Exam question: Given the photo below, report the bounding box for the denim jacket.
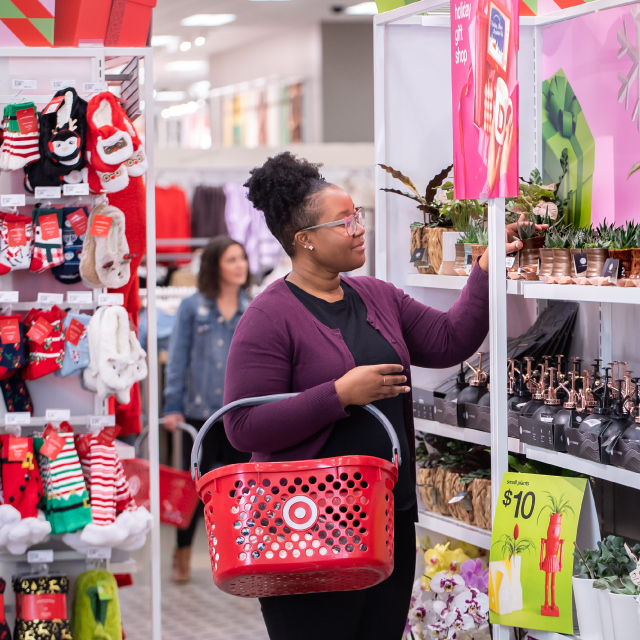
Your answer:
[163,290,251,420]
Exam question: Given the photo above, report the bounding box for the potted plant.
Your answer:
[570,227,589,277]
[585,222,612,277]
[630,225,640,279]
[489,524,536,615]
[594,575,640,640]
[537,492,575,617]
[378,163,454,274]
[459,224,480,276]
[573,545,605,640]
[516,220,546,267]
[540,229,559,277]
[609,222,637,279]
[472,224,489,267]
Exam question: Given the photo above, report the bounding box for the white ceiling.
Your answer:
[152,0,373,90]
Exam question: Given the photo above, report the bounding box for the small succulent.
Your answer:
[570,227,589,249]
[574,535,640,580]
[544,228,571,249]
[516,221,538,241]
[459,225,479,244]
[594,576,640,596]
[611,222,639,249]
[476,225,489,246]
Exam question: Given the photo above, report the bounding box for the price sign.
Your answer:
[67,291,93,305]
[0,291,19,303]
[35,186,62,199]
[1,194,25,208]
[489,473,588,634]
[51,79,76,90]
[45,409,70,422]
[5,412,31,426]
[98,293,124,306]
[63,184,89,196]
[37,292,64,305]
[27,549,54,564]
[83,82,109,93]
[12,79,37,90]
[87,547,112,560]
[90,415,116,428]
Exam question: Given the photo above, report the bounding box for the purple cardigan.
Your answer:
[223,262,490,517]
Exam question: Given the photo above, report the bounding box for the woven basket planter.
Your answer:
[417,467,451,516]
[410,227,434,274]
[469,478,492,530]
[444,471,473,525]
[471,244,488,267]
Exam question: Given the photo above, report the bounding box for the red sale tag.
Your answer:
[89,215,112,238]
[16,108,37,135]
[65,318,85,346]
[97,425,121,446]
[42,96,64,115]
[6,221,27,246]
[39,214,61,242]
[75,433,91,458]
[0,318,20,345]
[7,436,29,462]
[27,316,53,345]
[66,209,88,237]
[39,431,66,461]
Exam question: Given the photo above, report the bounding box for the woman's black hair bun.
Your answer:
[244,151,325,223]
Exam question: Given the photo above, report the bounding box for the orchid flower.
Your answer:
[430,571,466,596]
[459,559,489,594]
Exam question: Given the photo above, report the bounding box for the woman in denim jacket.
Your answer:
[163,236,252,583]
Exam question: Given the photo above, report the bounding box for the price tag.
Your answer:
[0,318,20,345]
[1,194,25,207]
[45,409,70,422]
[0,291,18,303]
[63,184,89,196]
[602,258,620,283]
[5,412,31,426]
[27,550,54,564]
[65,318,85,346]
[66,209,88,237]
[573,252,588,275]
[37,293,64,305]
[12,79,37,91]
[7,436,29,460]
[98,293,124,306]
[87,547,112,560]
[83,82,109,93]
[39,431,66,460]
[6,220,27,246]
[42,95,65,115]
[35,187,62,199]
[16,108,38,134]
[67,291,93,305]
[90,415,116,428]
[51,79,76,90]
[27,316,53,344]
[39,213,61,241]
[90,214,112,237]
[506,256,516,269]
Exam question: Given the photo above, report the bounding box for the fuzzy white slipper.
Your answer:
[97,305,133,398]
[81,306,104,393]
[94,205,130,288]
[128,330,148,383]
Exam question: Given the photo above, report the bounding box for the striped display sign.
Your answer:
[0,0,55,46]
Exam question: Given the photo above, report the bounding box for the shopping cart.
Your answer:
[122,419,200,529]
[191,393,400,598]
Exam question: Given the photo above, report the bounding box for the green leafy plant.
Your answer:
[475,224,489,246]
[573,535,640,580]
[459,225,479,244]
[379,163,453,227]
[438,181,486,232]
[570,227,590,249]
[537,491,575,524]
[516,221,539,241]
[611,222,639,249]
[544,228,571,249]
[594,576,640,596]
[495,524,536,560]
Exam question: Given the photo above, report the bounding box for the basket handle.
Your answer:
[135,419,199,458]
[190,393,401,481]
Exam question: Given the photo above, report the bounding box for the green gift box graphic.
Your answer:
[542,69,595,228]
[375,0,420,12]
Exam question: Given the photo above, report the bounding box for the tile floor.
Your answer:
[120,521,269,640]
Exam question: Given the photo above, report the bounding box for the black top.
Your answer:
[286,279,416,511]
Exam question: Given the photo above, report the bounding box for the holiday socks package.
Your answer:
[0,103,40,172]
[0,372,33,414]
[23,306,66,380]
[34,422,92,535]
[0,214,33,274]
[13,574,72,640]
[86,92,147,194]
[71,569,122,640]
[24,88,88,193]
[0,315,26,379]
[52,206,89,284]
[30,208,64,273]
[56,312,90,378]
[0,578,10,640]
[0,435,42,519]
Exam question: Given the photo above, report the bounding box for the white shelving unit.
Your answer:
[406,273,529,294]
[416,510,492,549]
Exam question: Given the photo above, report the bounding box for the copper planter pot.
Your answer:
[630,248,640,279]
[586,248,609,278]
[552,248,572,277]
[538,248,554,277]
[609,249,633,279]
[520,235,546,266]
[472,244,488,267]
[454,242,466,275]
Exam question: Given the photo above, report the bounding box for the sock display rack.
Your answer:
[0,48,161,640]
[375,2,640,638]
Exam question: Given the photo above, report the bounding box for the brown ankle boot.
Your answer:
[172,547,191,584]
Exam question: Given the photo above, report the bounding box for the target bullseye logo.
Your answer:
[283,496,318,530]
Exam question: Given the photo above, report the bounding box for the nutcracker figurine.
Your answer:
[539,512,564,617]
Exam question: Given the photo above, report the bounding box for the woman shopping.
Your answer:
[222,152,543,640]
[163,236,252,584]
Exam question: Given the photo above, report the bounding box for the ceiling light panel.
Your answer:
[165,60,208,73]
[181,14,237,27]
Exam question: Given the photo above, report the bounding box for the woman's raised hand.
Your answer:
[335,364,410,408]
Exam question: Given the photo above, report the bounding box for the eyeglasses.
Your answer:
[297,207,365,240]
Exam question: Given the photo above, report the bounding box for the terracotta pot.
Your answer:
[570,249,587,277]
[453,242,466,275]
[520,235,546,266]
[552,248,572,276]
[472,244,488,267]
[586,248,609,278]
[630,248,640,279]
[609,248,633,279]
[539,248,554,277]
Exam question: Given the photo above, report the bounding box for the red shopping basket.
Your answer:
[123,421,200,529]
[191,393,400,598]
